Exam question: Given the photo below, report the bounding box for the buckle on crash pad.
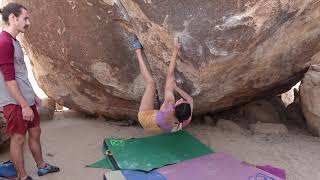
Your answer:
[105,150,112,156]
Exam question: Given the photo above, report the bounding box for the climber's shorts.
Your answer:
[138,110,163,133]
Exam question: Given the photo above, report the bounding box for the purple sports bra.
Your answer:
[156,104,175,131]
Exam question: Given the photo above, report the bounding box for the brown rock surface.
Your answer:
[300,65,320,136]
[2,0,320,119]
[0,108,9,148]
[39,98,56,120]
[285,88,306,127]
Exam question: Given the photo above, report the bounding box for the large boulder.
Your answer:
[300,65,320,136]
[2,0,320,119]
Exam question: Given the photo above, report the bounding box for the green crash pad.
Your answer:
[87,143,115,169]
[87,158,112,169]
[102,131,213,171]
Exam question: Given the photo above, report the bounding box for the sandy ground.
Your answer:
[1,110,320,180]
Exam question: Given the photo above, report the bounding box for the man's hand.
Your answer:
[35,96,42,107]
[22,106,34,121]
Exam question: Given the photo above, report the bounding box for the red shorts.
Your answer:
[3,104,40,135]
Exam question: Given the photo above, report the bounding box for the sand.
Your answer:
[1,110,320,180]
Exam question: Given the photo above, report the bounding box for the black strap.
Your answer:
[103,140,120,170]
[103,173,108,180]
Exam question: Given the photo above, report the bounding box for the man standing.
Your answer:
[0,3,59,180]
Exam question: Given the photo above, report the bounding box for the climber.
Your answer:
[132,34,194,133]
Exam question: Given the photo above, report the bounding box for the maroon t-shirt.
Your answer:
[0,31,16,81]
[0,31,35,107]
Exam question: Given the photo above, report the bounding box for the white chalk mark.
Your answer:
[205,40,229,56]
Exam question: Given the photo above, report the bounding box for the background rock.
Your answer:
[281,89,295,107]
[285,88,306,128]
[203,115,216,126]
[2,0,320,119]
[281,84,300,107]
[249,122,288,135]
[300,65,320,136]
[38,98,56,121]
[239,96,287,124]
[0,108,9,148]
[216,119,246,134]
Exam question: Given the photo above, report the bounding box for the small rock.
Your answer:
[216,119,246,134]
[250,122,288,135]
[46,153,55,157]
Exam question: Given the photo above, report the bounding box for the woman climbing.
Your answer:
[132,34,193,133]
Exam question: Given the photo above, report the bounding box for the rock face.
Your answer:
[285,88,306,127]
[0,108,9,148]
[281,82,300,107]
[2,0,320,119]
[38,98,56,120]
[281,87,295,107]
[300,65,320,136]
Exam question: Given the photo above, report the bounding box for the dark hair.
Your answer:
[0,3,27,23]
[175,103,191,122]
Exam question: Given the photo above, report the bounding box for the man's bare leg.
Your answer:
[28,126,46,168]
[10,133,28,179]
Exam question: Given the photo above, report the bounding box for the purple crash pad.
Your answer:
[157,152,284,180]
[256,165,286,179]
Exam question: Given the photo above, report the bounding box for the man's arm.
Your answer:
[0,63,29,108]
[5,80,30,108]
[34,93,42,107]
[0,64,34,121]
[0,41,34,121]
